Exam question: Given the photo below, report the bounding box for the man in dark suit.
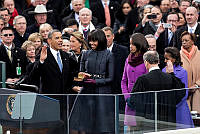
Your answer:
[125,0,150,36]
[62,0,85,29]
[134,6,163,35]
[0,27,28,84]
[13,15,30,48]
[174,6,200,49]
[90,0,120,28]
[29,29,76,133]
[127,51,185,131]
[102,27,129,113]
[155,12,179,55]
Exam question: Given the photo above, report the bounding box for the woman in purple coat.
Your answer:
[162,47,194,128]
[121,33,148,132]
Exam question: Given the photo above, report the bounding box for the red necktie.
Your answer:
[104,3,111,27]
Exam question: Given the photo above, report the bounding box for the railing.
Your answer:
[0,87,199,134]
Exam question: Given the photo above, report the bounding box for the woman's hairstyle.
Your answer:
[39,23,53,33]
[21,40,36,51]
[164,47,182,66]
[28,32,43,43]
[115,0,133,22]
[88,29,107,51]
[70,31,89,50]
[180,31,196,42]
[130,33,149,54]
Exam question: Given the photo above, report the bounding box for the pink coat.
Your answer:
[121,58,148,126]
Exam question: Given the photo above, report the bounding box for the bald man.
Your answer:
[174,6,200,49]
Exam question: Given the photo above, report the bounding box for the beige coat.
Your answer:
[181,46,200,112]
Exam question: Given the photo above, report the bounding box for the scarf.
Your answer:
[181,45,197,59]
[128,53,144,67]
[8,8,18,26]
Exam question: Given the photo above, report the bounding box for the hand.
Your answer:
[170,24,177,33]
[72,86,82,93]
[142,13,151,26]
[84,79,96,84]
[78,72,91,79]
[166,60,174,73]
[62,28,74,34]
[40,45,47,63]
[118,26,125,34]
[156,24,165,35]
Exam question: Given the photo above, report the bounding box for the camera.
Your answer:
[195,0,200,4]
[163,23,172,29]
[147,14,157,19]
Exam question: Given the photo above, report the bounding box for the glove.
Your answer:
[84,79,96,84]
[126,97,135,110]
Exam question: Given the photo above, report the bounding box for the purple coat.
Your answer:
[121,58,147,126]
[162,65,194,128]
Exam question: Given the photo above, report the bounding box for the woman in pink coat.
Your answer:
[121,33,148,132]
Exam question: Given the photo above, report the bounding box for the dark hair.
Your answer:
[0,16,5,24]
[65,19,78,28]
[179,0,191,6]
[130,33,149,54]
[0,7,10,15]
[164,47,182,66]
[143,51,159,64]
[48,29,60,39]
[180,31,196,42]
[115,0,132,22]
[88,29,107,51]
[167,12,180,21]
[1,26,13,33]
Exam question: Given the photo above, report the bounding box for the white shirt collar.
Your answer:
[101,0,110,8]
[149,66,160,72]
[50,47,61,63]
[188,22,198,33]
[107,43,114,52]
[4,44,12,50]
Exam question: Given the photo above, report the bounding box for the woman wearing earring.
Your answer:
[69,31,90,93]
[70,29,115,134]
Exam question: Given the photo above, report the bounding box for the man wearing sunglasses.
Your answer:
[0,27,28,84]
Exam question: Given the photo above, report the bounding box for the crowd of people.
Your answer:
[0,0,200,133]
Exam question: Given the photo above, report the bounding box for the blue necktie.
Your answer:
[57,52,63,72]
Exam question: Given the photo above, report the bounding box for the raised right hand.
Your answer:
[40,45,47,63]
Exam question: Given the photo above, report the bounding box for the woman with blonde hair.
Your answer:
[28,32,43,55]
[21,40,36,63]
[39,23,53,45]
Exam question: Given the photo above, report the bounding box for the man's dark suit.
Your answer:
[30,48,75,94]
[111,43,128,94]
[111,43,128,114]
[128,69,185,128]
[134,22,157,36]
[90,0,120,28]
[29,48,76,134]
[174,24,200,50]
[13,30,30,48]
[0,44,28,79]
[61,11,99,29]
[156,29,176,55]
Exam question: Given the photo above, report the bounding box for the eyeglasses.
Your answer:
[2,34,13,37]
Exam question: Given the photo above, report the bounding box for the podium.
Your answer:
[0,88,64,134]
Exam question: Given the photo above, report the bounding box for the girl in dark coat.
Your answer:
[70,29,115,134]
